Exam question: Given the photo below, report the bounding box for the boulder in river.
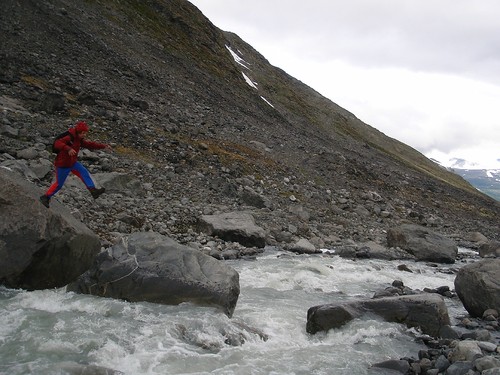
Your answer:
[454,258,500,318]
[479,240,500,258]
[306,293,450,337]
[67,231,240,317]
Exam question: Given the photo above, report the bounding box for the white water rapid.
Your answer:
[0,248,470,375]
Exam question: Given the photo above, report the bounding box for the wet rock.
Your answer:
[67,231,240,317]
[306,293,450,337]
[397,264,413,272]
[337,241,416,261]
[455,259,500,318]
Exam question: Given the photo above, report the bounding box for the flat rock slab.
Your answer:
[307,293,450,337]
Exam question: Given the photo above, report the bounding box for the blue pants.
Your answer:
[45,162,95,198]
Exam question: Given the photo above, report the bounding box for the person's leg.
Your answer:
[45,166,72,198]
[40,166,72,207]
[71,162,105,199]
[71,162,96,189]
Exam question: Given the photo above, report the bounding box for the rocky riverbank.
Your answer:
[367,263,500,375]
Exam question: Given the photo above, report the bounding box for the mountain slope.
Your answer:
[222,31,478,195]
[1,0,498,242]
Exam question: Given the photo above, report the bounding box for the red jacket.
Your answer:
[53,127,107,167]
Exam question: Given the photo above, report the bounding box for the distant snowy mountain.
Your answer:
[429,156,500,170]
[451,168,500,201]
[428,158,500,201]
[449,158,481,169]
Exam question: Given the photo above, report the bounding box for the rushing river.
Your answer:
[0,248,471,375]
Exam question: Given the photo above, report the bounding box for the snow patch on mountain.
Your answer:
[226,45,274,108]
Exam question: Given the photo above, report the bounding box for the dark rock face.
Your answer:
[387,224,458,263]
[455,259,500,318]
[306,294,450,337]
[0,168,101,289]
[67,232,240,317]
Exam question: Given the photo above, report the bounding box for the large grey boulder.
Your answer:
[198,211,266,248]
[336,241,416,261]
[289,238,320,254]
[306,293,450,337]
[0,168,101,289]
[67,232,240,317]
[454,259,500,318]
[479,240,500,258]
[387,224,457,263]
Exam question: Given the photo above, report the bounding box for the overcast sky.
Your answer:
[188,0,500,169]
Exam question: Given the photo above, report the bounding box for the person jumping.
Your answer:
[40,121,112,208]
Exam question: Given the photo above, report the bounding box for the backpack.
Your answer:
[51,130,74,153]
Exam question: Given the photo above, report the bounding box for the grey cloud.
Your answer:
[191,0,500,84]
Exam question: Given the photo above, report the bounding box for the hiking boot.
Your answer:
[90,187,106,199]
[39,195,50,208]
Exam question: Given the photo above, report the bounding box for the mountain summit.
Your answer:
[1,0,498,242]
